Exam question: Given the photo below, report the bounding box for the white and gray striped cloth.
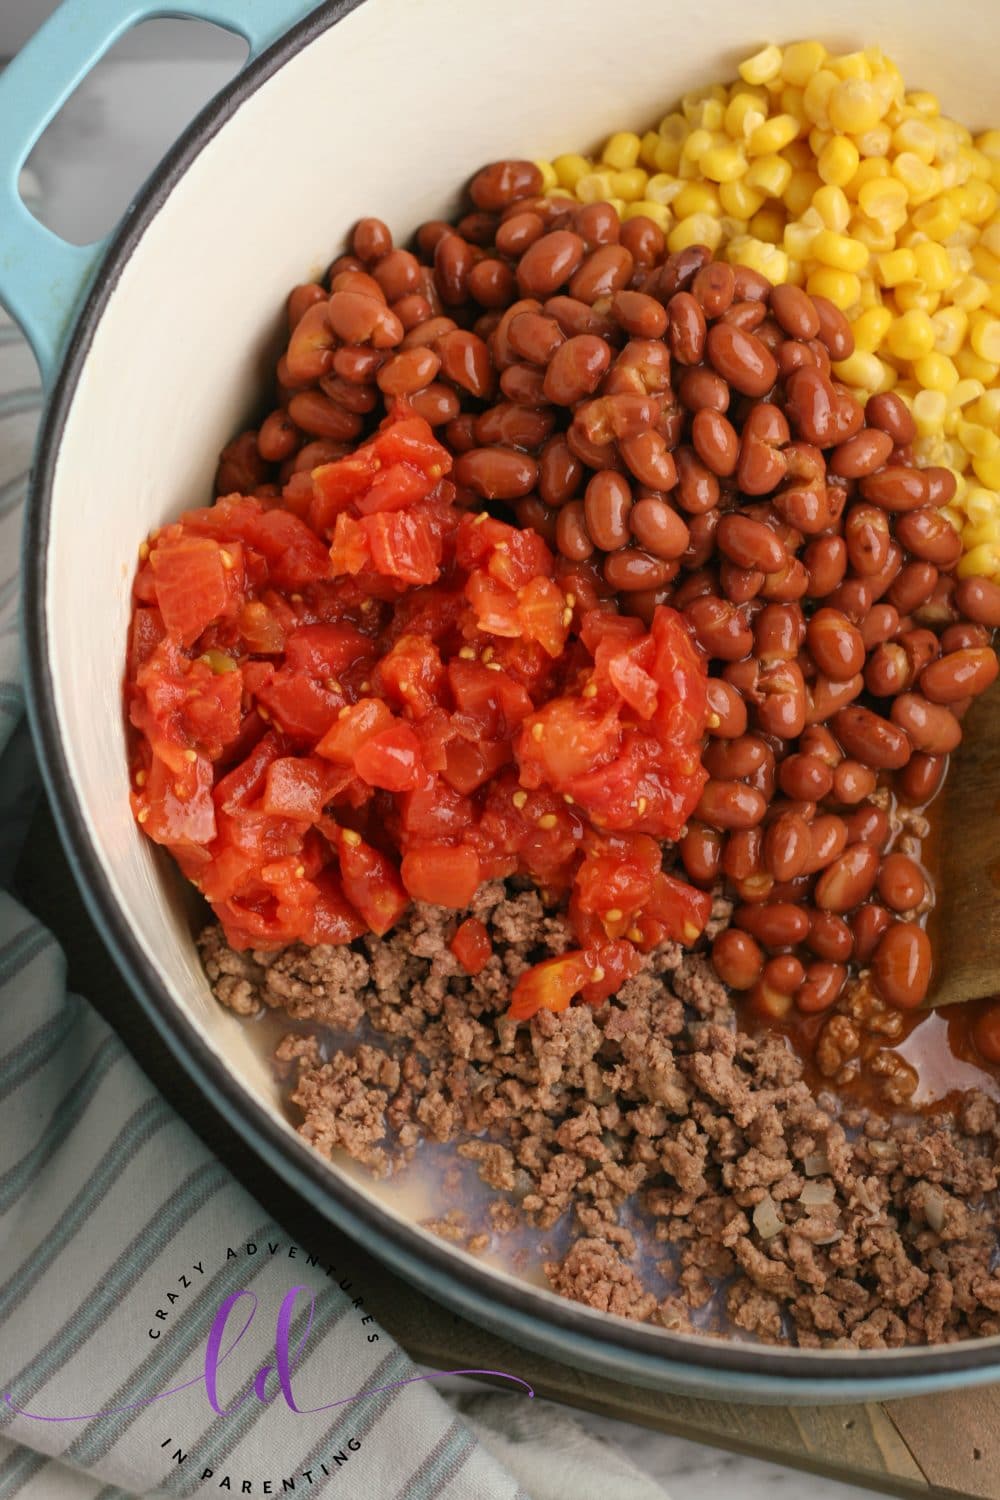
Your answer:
[0,224,675,1497]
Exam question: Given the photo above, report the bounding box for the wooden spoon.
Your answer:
[924,680,1000,1007]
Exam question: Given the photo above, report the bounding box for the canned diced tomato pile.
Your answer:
[128,40,1000,1091]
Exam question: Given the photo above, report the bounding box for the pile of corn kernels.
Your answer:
[534,40,1000,579]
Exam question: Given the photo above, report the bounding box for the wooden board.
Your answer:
[15,798,1000,1500]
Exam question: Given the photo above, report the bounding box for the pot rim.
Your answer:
[21,0,1000,1389]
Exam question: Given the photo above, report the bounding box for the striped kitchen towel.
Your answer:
[0,214,674,1497]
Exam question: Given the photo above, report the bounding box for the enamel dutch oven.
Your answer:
[8,0,1000,1403]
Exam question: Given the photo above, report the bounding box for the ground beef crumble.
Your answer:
[199,883,1000,1349]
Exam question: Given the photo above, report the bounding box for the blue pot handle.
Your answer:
[0,0,320,387]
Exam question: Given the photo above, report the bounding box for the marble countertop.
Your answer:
[12,34,885,1500]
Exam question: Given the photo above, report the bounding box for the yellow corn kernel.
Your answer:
[683,127,718,165]
[893,153,942,204]
[639,130,661,169]
[858,176,909,221]
[874,248,915,287]
[834,50,873,83]
[826,79,884,135]
[957,419,1000,460]
[652,137,682,174]
[668,213,723,253]
[973,388,1000,425]
[622,201,672,231]
[911,242,952,294]
[700,143,749,183]
[726,234,789,282]
[892,118,937,163]
[910,195,962,241]
[912,388,948,436]
[748,205,785,244]
[886,308,936,360]
[973,454,1000,491]
[949,381,986,421]
[783,220,819,260]
[533,158,558,193]
[784,169,824,217]
[832,350,885,390]
[952,275,991,312]
[971,244,1000,283]
[806,266,861,310]
[853,124,893,160]
[719,178,765,217]
[745,153,792,198]
[611,167,648,202]
[739,45,783,86]
[575,171,618,204]
[894,282,941,315]
[781,40,827,86]
[970,314,1000,362]
[802,68,839,128]
[601,131,642,171]
[907,89,941,117]
[644,173,682,207]
[956,346,1000,383]
[963,486,998,523]
[985,282,1000,315]
[812,184,851,232]
[811,228,869,272]
[955,179,999,224]
[850,217,896,255]
[849,157,891,193]
[545,187,575,200]
[782,139,814,171]
[960,519,1000,550]
[932,307,969,357]
[725,92,765,139]
[808,126,832,160]
[815,135,859,189]
[913,352,959,392]
[673,181,721,218]
[957,542,1000,578]
[748,113,800,155]
[553,153,592,190]
[852,304,894,351]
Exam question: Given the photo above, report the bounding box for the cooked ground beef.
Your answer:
[199,884,1000,1349]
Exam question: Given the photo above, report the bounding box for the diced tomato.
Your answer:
[242,508,330,590]
[334,828,409,935]
[507,950,593,1020]
[465,571,521,638]
[362,509,441,585]
[375,634,445,716]
[450,917,492,975]
[263,756,341,822]
[310,448,382,534]
[517,698,622,787]
[214,731,283,810]
[316,698,394,762]
[330,512,370,575]
[643,870,712,945]
[178,660,244,756]
[442,738,512,794]
[398,777,473,839]
[374,415,451,477]
[354,723,426,792]
[238,600,286,654]
[355,462,432,515]
[135,752,216,848]
[128,607,166,673]
[150,537,239,646]
[400,842,481,908]
[516,576,570,658]
[255,670,343,743]
[305,869,367,944]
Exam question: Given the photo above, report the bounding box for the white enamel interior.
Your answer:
[42,0,1000,1323]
